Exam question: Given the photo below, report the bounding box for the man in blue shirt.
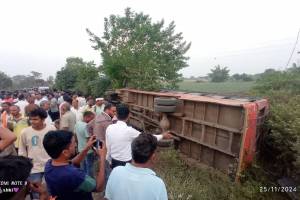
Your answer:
[43,130,106,200]
[105,133,168,200]
[74,111,95,177]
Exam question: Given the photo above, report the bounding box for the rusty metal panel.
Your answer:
[129,118,143,130]
[179,139,190,156]
[214,152,234,172]
[231,133,241,155]
[190,142,201,160]
[215,129,230,151]
[219,106,244,130]
[183,101,195,118]
[205,103,219,123]
[194,102,205,120]
[142,94,148,107]
[203,126,216,146]
[200,146,214,167]
[148,95,154,109]
[137,93,143,106]
[183,121,192,137]
[191,123,202,141]
[169,116,183,135]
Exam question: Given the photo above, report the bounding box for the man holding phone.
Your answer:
[43,130,107,200]
[74,111,95,177]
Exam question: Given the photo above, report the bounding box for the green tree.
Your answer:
[87,8,191,90]
[232,73,241,80]
[55,57,111,96]
[0,71,13,89]
[232,73,253,81]
[208,65,230,82]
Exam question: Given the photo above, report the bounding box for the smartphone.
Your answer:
[93,139,103,149]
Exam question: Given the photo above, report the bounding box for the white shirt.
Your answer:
[77,97,86,107]
[35,97,48,106]
[105,121,163,162]
[71,107,83,122]
[15,100,28,116]
[45,113,53,126]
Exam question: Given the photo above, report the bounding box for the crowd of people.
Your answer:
[0,90,173,200]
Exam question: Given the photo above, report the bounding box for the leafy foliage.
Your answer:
[87,8,191,90]
[208,65,230,82]
[232,73,254,81]
[254,68,300,94]
[254,66,300,179]
[55,57,111,97]
[0,71,13,89]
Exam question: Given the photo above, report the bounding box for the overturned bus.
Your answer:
[114,88,269,181]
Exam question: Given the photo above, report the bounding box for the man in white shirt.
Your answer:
[15,94,28,116]
[106,104,172,169]
[35,93,47,106]
[71,98,83,122]
[40,100,53,126]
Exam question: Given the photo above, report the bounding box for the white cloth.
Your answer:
[59,101,68,118]
[35,97,48,106]
[105,121,163,162]
[15,100,28,116]
[77,97,86,107]
[71,107,83,122]
[58,96,64,105]
[45,114,53,126]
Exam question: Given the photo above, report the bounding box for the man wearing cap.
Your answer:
[93,98,105,115]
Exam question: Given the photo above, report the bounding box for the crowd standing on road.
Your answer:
[0,90,172,200]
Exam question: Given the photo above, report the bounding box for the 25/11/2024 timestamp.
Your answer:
[260,186,297,193]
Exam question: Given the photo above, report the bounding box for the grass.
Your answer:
[154,149,288,200]
[178,80,255,94]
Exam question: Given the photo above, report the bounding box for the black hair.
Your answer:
[116,104,129,120]
[87,96,94,101]
[29,108,48,119]
[83,111,95,118]
[18,93,25,100]
[131,133,158,164]
[0,156,33,199]
[104,102,115,111]
[63,94,72,104]
[43,130,73,159]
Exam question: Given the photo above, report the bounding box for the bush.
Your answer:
[258,91,300,178]
[254,66,300,180]
[254,70,300,94]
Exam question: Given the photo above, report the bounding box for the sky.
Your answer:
[0,0,300,79]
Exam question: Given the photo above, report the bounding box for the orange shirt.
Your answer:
[1,111,8,128]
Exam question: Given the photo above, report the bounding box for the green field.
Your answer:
[178,80,256,94]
